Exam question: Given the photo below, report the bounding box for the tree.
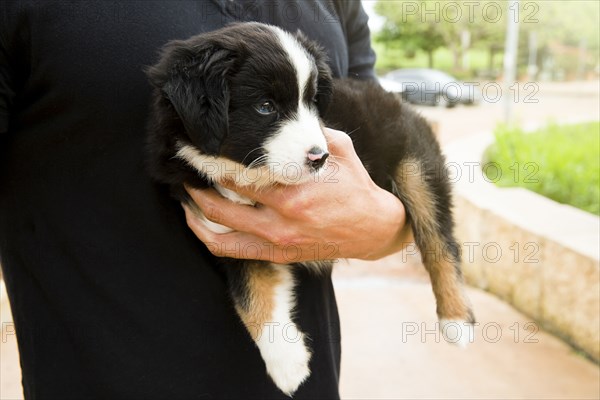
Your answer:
[374,0,445,68]
[374,0,507,71]
[373,0,599,78]
[527,1,599,78]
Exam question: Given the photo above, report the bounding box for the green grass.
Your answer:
[483,122,600,216]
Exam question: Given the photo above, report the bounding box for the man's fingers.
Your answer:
[183,204,295,263]
[184,186,280,241]
[186,187,247,226]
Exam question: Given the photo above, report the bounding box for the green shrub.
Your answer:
[483,122,600,216]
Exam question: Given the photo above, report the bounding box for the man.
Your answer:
[0,1,409,397]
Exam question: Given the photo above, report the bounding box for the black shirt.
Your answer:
[0,1,375,398]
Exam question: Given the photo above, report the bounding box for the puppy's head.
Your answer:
[147,22,333,187]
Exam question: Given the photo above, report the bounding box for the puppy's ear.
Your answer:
[147,42,235,154]
[294,31,333,116]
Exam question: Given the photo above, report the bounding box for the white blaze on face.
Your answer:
[273,27,312,100]
[264,27,329,185]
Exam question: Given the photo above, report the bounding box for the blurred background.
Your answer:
[1,1,599,398]
[334,1,599,399]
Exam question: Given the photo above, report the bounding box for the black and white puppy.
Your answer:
[146,22,474,396]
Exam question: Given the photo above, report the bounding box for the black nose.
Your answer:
[307,146,329,170]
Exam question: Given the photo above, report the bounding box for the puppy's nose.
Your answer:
[307,146,329,170]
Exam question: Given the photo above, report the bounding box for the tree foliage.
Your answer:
[373,0,599,77]
[375,0,445,67]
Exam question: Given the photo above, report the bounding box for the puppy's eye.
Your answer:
[255,101,276,115]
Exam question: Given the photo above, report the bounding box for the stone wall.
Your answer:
[446,134,600,362]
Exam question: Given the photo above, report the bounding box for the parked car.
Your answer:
[377,76,405,94]
[384,68,481,107]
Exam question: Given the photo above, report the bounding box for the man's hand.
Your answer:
[182,128,413,264]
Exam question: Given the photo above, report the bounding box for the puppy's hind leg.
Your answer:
[394,159,475,347]
[227,262,311,396]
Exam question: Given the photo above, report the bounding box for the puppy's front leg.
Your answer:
[228,262,311,396]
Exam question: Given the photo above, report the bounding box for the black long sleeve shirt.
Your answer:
[0,1,375,398]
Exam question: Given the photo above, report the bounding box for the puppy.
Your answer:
[146,22,474,396]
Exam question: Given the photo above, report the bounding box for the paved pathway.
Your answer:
[1,283,21,400]
[335,256,600,399]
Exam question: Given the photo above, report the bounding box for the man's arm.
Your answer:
[183,128,413,264]
[333,0,378,80]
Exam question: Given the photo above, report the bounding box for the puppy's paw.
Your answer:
[439,319,475,348]
[257,326,311,396]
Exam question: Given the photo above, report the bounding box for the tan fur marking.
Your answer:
[235,263,282,340]
[395,159,471,321]
[425,257,470,320]
[395,158,439,242]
